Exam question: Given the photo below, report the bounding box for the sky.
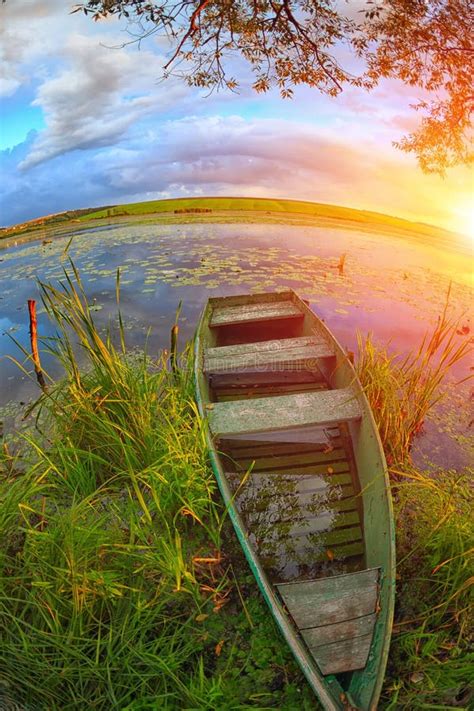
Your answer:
[0,0,472,235]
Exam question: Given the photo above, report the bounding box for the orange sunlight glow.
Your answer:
[453,199,474,242]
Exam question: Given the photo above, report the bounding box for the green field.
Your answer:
[2,197,461,254]
[83,196,450,240]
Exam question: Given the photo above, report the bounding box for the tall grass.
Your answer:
[0,274,223,707]
[0,267,315,710]
[1,267,472,709]
[355,290,473,708]
[382,468,473,710]
[356,285,471,467]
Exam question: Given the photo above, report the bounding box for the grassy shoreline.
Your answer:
[0,271,472,709]
[1,197,466,256]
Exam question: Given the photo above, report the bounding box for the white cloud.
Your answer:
[18,32,188,168]
[0,0,66,96]
[1,0,470,235]
[2,114,471,233]
[1,1,189,166]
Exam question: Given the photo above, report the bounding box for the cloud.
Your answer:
[0,0,66,96]
[18,33,187,168]
[1,1,470,235]
[2,114,470,233]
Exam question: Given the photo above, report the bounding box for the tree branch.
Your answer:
[164,0,212,70]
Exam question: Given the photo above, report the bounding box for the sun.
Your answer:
[453,200,474,242]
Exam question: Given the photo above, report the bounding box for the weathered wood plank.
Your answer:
[250,490,360,516]
[211,370,324,388]
[215,381,328,401]
[222,440,343,459]
[227,471,357,501]
[235,470,353,487]
[210,301,303,328]
[206,336,329,359]
[260,539,365,570]
[234,449,347,471]
[308,633,374,675]
[311,525,362,546]
[276,569,379,629]
[215,381,322,395]
[301,613,376,649]
[208,290,294,310]
[255,501,360,530]
[281,511,361,536]
[221,426,340,447]
[205,343,334,374]
[278,567,378,597]
[209,387,361,437]
[286,524,362,545]
[310,540,365,563]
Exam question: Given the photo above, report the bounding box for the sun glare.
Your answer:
[453,200,474,242]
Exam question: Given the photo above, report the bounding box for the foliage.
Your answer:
[1,266,471,708]
[75,0,473,173]
[356,285,472,468]
[0,268,316,709]
[383,468,473,709]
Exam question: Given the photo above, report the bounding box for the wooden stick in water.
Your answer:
[170,323,179,376]
[27,299,47,392]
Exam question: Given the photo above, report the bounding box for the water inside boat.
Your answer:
[198,292,394,698]
[206,303,365,584]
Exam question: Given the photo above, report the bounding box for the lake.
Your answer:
[1,219,472,469]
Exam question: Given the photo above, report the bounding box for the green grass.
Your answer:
[3,197,462,254]
[356,292,473,708]
[1,267,471,709]
[382,467,473,709]
[356,284,472,468]
[0,268,316,710]
[80,196,453,240]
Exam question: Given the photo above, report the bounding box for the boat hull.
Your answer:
[194,290,395,710]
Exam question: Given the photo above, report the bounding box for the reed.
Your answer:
[356,285,471,468]
[0,268,315,709]
[355,290,472,708]
[383,467,473,709]
[1,268,471,709]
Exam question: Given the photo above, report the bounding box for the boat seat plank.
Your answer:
[208,387,361,437]
[305,633,374,675]
[210,301,303,328]
[301,613,376,650]
[206,336,329,359]
[224,426,340,447]
[219,425,340,445]
[205,338,334,374]
[276,568,379,629]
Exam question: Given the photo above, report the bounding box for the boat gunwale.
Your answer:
[193,289,396,711]
[295,295,396,708]
[193,300,344,711]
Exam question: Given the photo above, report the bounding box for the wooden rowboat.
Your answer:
[194,290,395,710]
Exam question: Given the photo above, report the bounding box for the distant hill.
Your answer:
[1,197,464,254]
[1,206,112,238]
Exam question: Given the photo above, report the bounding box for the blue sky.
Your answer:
[1,0,472,233]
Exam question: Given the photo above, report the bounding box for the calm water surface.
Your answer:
[1,222,472,469]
